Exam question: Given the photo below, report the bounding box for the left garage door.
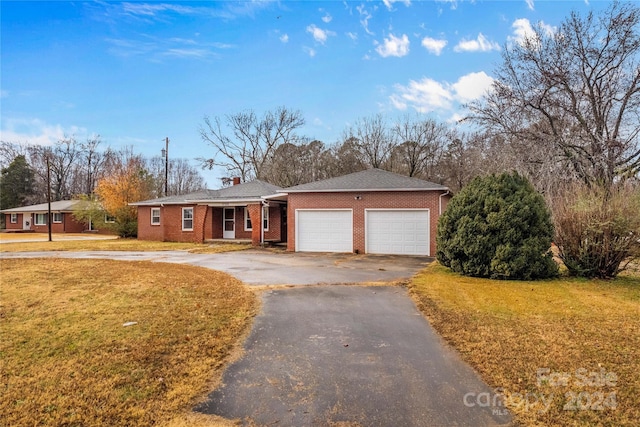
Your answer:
[296,209,353,253]
[366,209,430,256]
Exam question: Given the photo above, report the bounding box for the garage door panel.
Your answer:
[297,210,353,253]
[366,210,429,256]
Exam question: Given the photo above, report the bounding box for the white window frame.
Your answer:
[151,208,161,225]
[53,212,62,223]
[104,215,116,223]
[244,206,269,231]
[10,213,17,224]
[262,206,269,231]
[244,207,252,231]
[182,207,194,231]
[35,213,47,226]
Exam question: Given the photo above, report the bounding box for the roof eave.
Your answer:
[284,187,449,193]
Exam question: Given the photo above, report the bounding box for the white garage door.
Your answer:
[366,210,430,255]
[296,209,353,253]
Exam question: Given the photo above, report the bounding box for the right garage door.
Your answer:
[366,209,430,256]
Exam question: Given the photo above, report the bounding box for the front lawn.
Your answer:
[0,259,258,426]
[0,237,251,253]
[409,263,640,426]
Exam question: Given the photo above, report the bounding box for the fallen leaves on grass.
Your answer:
[409,263,640,426]
[0,258,258,426]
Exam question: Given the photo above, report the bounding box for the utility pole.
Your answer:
[161,137,169,197]
[46,154,52,242]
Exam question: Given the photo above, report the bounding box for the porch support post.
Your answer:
[194,205,208,243]
[247,203,262,246]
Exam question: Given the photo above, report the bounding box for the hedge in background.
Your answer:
[437,172,558,280]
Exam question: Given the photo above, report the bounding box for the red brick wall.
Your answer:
[137,204,286,244]
[5,212,88,233]
[137,206,164,241]
[4,213,23,230]
[287,190,449,255]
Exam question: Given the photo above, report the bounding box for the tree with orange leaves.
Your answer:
[93,150,154,237]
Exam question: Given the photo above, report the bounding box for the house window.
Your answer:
[151,208,161,225]
[263,206,269,231]
[244,208,252,231]
[244,206,269,231]
[10,213,17,224]
[35,213,47,225]
[104,215,116,223]
[182,207,193,231]
[53,212,62,223]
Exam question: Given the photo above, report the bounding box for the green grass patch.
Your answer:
[409,263,640,426]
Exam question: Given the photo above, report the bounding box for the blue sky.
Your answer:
[1,0,606,186]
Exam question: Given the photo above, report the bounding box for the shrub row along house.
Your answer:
[132,169,451,256]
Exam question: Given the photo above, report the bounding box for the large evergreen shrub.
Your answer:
[437,172,558,280]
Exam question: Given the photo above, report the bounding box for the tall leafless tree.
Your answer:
[469,1,640,190]
[199,106,305,182]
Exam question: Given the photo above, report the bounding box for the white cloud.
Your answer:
[510,18,555,46]
[421,37,447,55]
[389,71,494,113]
[322,12,332,23]
[356,4,374,35]
[306,24,335,44]
[280,34,289,43]
[383,0,411,11]
[525,0,535,11]
[390,78,453,112]
[454,33,500,52]
[376,33,410,57]
[346,32,358,41]
[0,118,85,146]
[451,71,494,102]
[304,46,316,57]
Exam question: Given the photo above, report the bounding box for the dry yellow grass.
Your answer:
[409,263,640,426]
[0,258,258,426]
[0,237,251,254]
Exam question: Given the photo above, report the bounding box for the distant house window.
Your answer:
[10,213,17,224]
[151,208,161,225]
[53,212,62,223]
[35,213,47,226]
[244,206,269,231]
[182,207,193,231]
[104,215,116,223]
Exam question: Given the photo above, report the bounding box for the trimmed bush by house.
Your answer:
[436,172,558,280]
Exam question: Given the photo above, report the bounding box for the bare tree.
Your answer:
[389,115,449,180]
[469,2,640,190]
[147,156,206,196]
[344,114,396,169]
[199,106,305,182]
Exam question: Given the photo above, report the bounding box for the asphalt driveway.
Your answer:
[196,285,511,426]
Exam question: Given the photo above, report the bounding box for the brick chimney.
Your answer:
[232,177,241,186]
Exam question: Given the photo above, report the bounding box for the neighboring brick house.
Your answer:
[134,169,451,256]
[1,200,90,233]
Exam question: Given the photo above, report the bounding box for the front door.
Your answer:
[223,207,235,239]
[23,213,31,230]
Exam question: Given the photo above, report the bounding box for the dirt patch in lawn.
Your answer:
[0,258,258,426]
[409,263,640,426]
